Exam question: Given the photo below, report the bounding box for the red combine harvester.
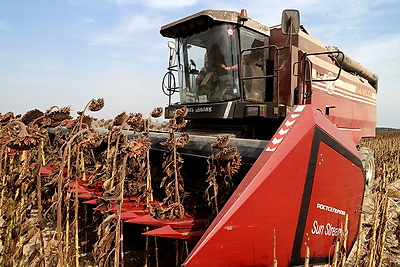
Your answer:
[156,9,377,266]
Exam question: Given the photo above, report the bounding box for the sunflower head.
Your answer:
[21,109,44,126]
[0,122,48,151]
[214,146,242,175]
[79,132,103,150]
[121,136,151,158]
[211,134,231,150]
[150,107,163,118]
[88,98,105,112]
[216,147,238,162]
[219,153,242,175]
[44,106,71,127]
[174,106,188,119]
[75,115,93,129]
[113,112,127,126]
[0,112,14,126]
[126,113,144,131]
[175,132,189,148]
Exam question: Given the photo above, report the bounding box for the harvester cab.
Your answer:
[161,9,293,139]
[161,9,377,143]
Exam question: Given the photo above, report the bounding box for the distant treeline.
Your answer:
[377,127,400,131]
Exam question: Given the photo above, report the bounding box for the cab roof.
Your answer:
[160,9,270,38]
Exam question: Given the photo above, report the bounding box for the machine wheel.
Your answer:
[358,147,375,185]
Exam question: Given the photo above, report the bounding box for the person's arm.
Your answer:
[220,63,238,71]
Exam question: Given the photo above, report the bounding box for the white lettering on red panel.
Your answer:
[311,220,342,237]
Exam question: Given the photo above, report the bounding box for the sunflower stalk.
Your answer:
[74,147,81,267]
[377,196,390,267]
[354,213,363,266]
[0,147,6,213]
[304,245,310,267]
[146,117,153,204]
[56,129,91,266]
[146,149,153,203]
[206,152,219,214]
[340,213,349,266]
[78,100,93,131]
[112,131,122,179]
[332,234,340,267]
[173,132,181,207]
[66,198,70,267]
[367,193,381,267]
[155,237,159,267]
[273,229,278,267]
[17,151,30,267]
[115,154,128,266]
[145,226,149,267]
[81,150,87,181]
[36,144,46,266]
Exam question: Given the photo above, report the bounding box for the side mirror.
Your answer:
[168,41,177,68]
[281,9,300,35]
[168,40,176,50]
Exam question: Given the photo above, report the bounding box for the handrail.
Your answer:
[301,50,345,83]
[297,50,345,102]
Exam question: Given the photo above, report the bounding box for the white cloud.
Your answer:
[0,22,11,31]
[124,15,159,33]
[82,17,95,24]
[144,0,198,9]
[88,14,162,46]
[342,33,400,127]
[89,33,123,46]
[346,34,400,76]
[106,0,198,9]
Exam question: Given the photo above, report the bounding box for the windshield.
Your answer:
[177,24,240,104]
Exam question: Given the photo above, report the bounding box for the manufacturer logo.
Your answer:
[187,107,212,113]
[326,72,336,94]
[226,27,234,36]
[316,203,346,215]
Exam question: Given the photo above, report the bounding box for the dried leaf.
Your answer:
[28,248,40,264]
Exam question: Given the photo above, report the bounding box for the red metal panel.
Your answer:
[185,106,314,266]
[308,58,377,143]
[184,105,365,266]
[299,142,364,258]
[311,89,376,143]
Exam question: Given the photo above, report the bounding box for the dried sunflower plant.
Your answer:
[154,106,189,220]
[92,107,162,266]
[205,134,242,215]
[0,109,61,266]
[48,98,104,266]
[0,102,170,266]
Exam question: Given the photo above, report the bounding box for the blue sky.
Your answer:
[0,0,399,128]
